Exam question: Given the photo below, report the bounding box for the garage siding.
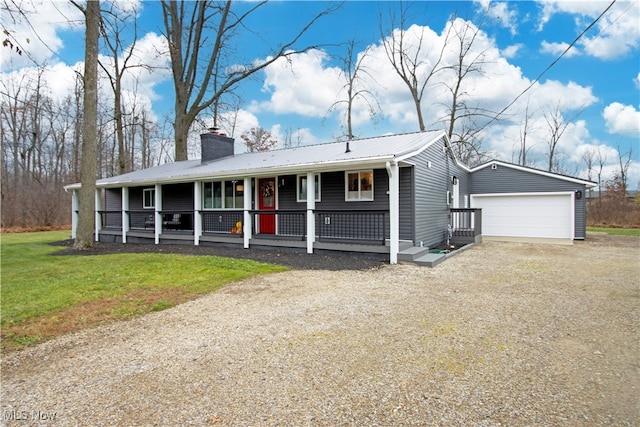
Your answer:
[470,164,588,239]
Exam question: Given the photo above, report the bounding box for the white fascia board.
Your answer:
[394,131,472,172]
[471,191,575,198]
[472,160,596,187]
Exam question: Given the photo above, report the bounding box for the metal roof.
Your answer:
[66,130,446,189]
[471,160,597,188]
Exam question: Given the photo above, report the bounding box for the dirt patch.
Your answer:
[1,287,195,353]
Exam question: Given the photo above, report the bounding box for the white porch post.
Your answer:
[71,190,79,239]
[94,188,102,242]
[154,184,162,244]
[122,187,129,243]
[306,172,316,254]
[194,181,202,245]
[243,177,251,249]
[387,161,400,264]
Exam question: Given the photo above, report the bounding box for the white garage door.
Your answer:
[471,193,574,239]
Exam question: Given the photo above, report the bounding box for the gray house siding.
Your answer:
[104,188,122,227]
[399,166,413,241]
[410,137,471,247]
[470,165,587,239]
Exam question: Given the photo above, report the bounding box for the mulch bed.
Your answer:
[50,240,388,271]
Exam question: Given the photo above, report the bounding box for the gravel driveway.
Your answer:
[2,233,638,426]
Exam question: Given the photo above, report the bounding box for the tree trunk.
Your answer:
[74,0,101,249]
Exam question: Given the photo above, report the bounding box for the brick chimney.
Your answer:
[201,128,234,164]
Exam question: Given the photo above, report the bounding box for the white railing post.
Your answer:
[94,188,102,242]
[243,177,252,249]
[154,184,162,244]
[71,190,79,239]
[387,162,399,264]
[306,172,316,254]
[194,181,202,245]
[122,187,129,243]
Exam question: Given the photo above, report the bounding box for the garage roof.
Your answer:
[471,160,597,188]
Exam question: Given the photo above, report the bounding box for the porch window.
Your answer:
[203,181,243,209]
[203,182,222,209]
[345,170,374,201]
[297,174,321,202]
[143,188,155,209]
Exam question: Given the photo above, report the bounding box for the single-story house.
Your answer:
[64,130,596,265]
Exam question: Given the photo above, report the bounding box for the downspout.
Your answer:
[386,160,399,264]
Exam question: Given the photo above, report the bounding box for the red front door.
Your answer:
[258,178,276,234]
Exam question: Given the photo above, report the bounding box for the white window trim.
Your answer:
[202,180,244,210]
[297,174,321,203]
[143,188,155,209]
[345,170,374,201]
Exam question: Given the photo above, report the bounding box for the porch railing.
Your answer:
[127,210,194,232]
[201,210,244,235]
[98,210,122,228]
[250,210,306,240]
[316,210,387,244]
[101,209,390,245]
[449,208,482,243]
[128,210,154,229]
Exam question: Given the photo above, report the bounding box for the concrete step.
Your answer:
[411,253,446,267]
[397,246,430,261]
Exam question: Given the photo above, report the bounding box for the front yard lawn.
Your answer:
[1,230,286,351]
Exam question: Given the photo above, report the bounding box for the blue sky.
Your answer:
[1,0,639,188]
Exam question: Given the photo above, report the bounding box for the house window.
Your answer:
[203,181,243,209]
[143,188,155,209]
[297,174,321,202]
[345,170,374,201]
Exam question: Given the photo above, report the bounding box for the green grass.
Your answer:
[1,230,287,350]
[587,227,640,237]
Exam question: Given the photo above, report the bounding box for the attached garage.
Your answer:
[471,192,574,240]
[470,161,596,241]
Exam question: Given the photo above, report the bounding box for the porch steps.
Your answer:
[397,246,446,267]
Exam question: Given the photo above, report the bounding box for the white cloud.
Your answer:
[635,73,640,89]
[540,40,579,57]
[0,0,83,69]
[255,49,343,117]
[536,1,640,60]
[474,0,519,35]
[501,43,524,59]
[603,102,640,137]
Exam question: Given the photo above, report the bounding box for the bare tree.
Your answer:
[241,127,277,153]
[329,39,380,140]
[98,1,144,175]
[616,144,632,198]
[379,3,446,132]
[282,126,305,149]
[543,103,581,173]
[160,0,339,161]
[71,0,101,249]
[595,146,607,203]
[581,146,596,197]
[438,18,493,164]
